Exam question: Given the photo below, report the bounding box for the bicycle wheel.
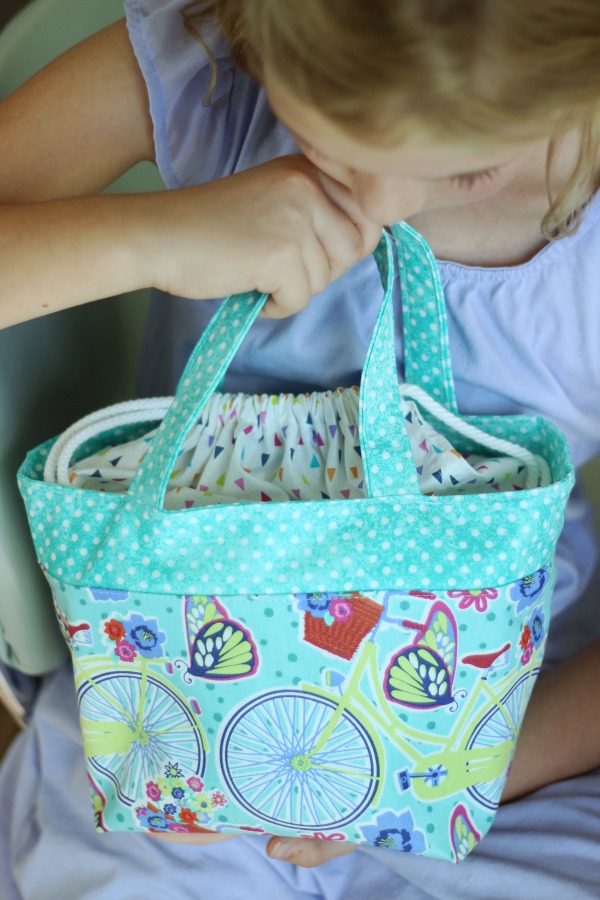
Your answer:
[466,667,540,809]
[220,689,379,830]
[78,669,205,805]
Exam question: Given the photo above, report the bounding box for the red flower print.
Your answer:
[447,589,499,613]
[519,626,532,649]
[179,808,198,825]
[211,791,227,808]
[104,618,126,642]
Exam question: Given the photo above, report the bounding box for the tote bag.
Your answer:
[18,223,574,861]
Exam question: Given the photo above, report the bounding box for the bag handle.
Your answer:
[392,222,458,413]
[127,226,450,509]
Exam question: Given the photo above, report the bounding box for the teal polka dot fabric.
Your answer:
[393,223,457,412]
[18,223,574,860]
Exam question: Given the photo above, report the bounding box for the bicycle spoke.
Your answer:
[221,690,379,828]
[82,671,204,803]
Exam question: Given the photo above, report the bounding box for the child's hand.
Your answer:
[148,830,358,868]
[148,831,237,846]
[266,836,358,867]
[138,155,382,318]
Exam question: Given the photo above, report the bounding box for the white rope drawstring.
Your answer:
[46,386,551,491]
[399,383,551,489]
[44,397,172,486]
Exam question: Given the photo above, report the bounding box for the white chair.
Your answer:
[0,0,163,679]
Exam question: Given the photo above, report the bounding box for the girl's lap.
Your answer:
[1,663,598,900]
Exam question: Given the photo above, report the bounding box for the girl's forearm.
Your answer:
[501,638,600,802]
[0,156,381,331]
[0,194,164,329]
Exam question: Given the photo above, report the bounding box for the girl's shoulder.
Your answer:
[124,0,232,188]
[125,0,295,188]
[125,0,232,102]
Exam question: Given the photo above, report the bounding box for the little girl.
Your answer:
[1,0,599,896]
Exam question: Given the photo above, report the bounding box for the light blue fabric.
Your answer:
[1,662,599,899]
[2,0,600,895]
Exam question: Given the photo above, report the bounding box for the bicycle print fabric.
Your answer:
[18,223,574,862]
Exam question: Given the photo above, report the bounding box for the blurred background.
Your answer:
[2,2,29,30]
[0,0,29,762]
[0,0,139,759]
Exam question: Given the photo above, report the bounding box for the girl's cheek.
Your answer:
[351,177,429,225]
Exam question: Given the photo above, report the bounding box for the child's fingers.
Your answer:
[147,827,359,866]
[259,169,379,318]
[147,831,238,845]
[315,170,383,268]
[266,836,358,867]
[147,155,380,317]
[261,176,366,315]
[259,230,331,318]
[253,157,373,314]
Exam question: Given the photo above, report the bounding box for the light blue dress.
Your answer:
[1,0,600,896]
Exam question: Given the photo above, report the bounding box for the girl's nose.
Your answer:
[351,173,425,224]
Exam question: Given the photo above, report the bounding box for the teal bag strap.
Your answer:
[128,286,269,509]
[358,233,420,498]
[128,226,451,509]
[392,222,458,413]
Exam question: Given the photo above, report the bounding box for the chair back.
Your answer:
[0,0,162,673]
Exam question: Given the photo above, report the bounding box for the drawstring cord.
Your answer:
[400,384,550,490]
[45,387,551,492]
[44,397,171,486]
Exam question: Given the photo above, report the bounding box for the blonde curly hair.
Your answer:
[182,0,600,239]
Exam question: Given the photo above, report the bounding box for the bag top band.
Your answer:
[18,222,574,594]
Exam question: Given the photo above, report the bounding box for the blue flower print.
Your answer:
[527,606,546,648]
[135,808,170,831]
[359,809,428,854]
[295,593,335,619]
[164,761,184,779]
[172,787,185,800]
[163,803,177,815]
[508,568,548,614]
[122,613,167,659]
